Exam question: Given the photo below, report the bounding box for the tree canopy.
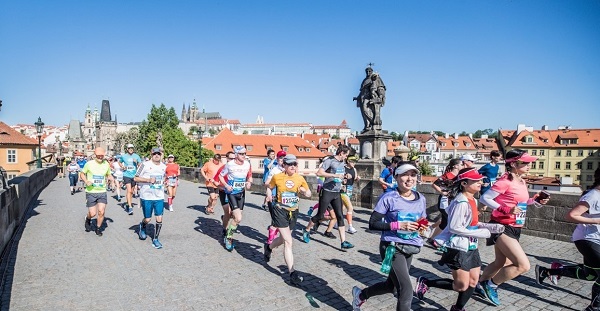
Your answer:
[135,103,212,167]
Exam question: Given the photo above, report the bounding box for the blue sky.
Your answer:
[1,0,599,134]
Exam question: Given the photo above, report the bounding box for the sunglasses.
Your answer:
[228,157,235,160]
[285,162,298,166]
[516,161,531,166]
[95,155,105,158]
[238,153,246,156]
[152,152,162,156]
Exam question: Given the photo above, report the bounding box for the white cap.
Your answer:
[126,144,134,148]
[395,164,419,175]
[460,154,476,162]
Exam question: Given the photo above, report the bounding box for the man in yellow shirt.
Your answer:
[264,154,311,286]
[79,147,113,236]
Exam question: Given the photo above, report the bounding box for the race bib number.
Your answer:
[126,165,135,171]
[333,167,345,183]
[150,174,163,189]
[92,175,104,188]
[467,226,478,250]
[515,202,527,226]
[230,178,246,194]
[345,185,353,197]
[396,213,419,240]
[280,191,299,207]
[168,176,177,186]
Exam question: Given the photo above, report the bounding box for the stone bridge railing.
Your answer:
[0,166,57,256]
[180,167,581,242]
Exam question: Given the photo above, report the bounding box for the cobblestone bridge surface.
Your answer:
[0,178,592,310]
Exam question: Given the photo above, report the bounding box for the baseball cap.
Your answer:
[395,164,419,176]
[460,154,476,162]
[167,154,174,158]
[283,154,297,164]
[126,144,134,148]
[276,150,287,158]
[456,168,485,181]
[234,146,247,154]
[151,147,162,154]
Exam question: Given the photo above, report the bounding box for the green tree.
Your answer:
[459,131,469,136]
[208,128,217,136]
[115,127,139,154]
[136,103,201,167]
[419,160,434,176]
[433,131,444,137]
[188,126,199,136]
[242,130,248,135]
[331,134,340,139]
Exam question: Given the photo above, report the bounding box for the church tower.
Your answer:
[83,104,96,151]
[96,99,118,155]
[181,103,187,122]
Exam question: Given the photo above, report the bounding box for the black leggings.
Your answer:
[360,241,414,311]
[548,240,600,308]
[311,190,345,227]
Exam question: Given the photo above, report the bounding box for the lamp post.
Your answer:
[197,130,204,167]
[34,117,45,168]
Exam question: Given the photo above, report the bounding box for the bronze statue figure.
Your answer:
[354,65,386,133]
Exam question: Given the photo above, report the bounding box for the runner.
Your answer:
[351,163,427,310]
[165,154,180,212]
[262,149,277,211]
[111,156,123,202]
[215,151,235,236]
[478,150,501,196]
[80,147,113,236]
[303,145,354,250]
[67,158,80,195]
[134,147,167,249]
[119,143,142,215]
[378,156,402,193]
[341,155,360,234]
[427,158,463,247]
[263,154,311,286]
[535,168,600,311]
[264,150,286,244]
[76,155,87,191]
[460,154,476,169]
[414,168,504,311]
[218,146,253,251]
[474,149,549,306]
[200,154,224,215]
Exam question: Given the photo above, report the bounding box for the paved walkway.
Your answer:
[0,177,593,311]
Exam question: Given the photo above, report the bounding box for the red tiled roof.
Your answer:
[242,123,312,127]
[0,122,38,146]
[504,128,600,148]
[203,128,325,159]
[437,136,476,151]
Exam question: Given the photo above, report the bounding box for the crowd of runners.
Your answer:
[68,142,600,311]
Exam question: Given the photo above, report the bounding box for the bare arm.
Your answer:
[566,202,600,225]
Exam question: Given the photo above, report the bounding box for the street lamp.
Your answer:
[197,130,204,167]
[34,117,44,168]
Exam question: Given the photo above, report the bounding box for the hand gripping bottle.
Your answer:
[380,242,396,274]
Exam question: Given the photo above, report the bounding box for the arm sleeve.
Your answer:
[447,202,491,238]
[369,211,392,231]
[480,189,507,212]
[134,163,145,177]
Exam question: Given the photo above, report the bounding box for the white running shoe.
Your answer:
[347,226,357,234]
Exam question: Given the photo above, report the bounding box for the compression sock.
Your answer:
[154,222,162,239]
[426,278,454,290]
[455,286,475,309]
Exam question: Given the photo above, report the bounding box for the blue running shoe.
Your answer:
[224,237,234,251]
[307,206,314,216]
[302,228,310,243]
[138,222,147,240]
[152,239,163,249]
[341,241,355,249]
[480,281,500,306]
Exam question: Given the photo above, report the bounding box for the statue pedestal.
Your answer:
[352,130,392,209]
[357,131,391,161]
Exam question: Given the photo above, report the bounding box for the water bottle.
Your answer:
[380,242,396,274]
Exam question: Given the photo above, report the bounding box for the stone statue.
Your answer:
[354,65,386,133]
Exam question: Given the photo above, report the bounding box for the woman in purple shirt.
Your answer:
[351,163,427,311]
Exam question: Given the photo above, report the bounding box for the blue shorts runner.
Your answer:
[141,199,165,218]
